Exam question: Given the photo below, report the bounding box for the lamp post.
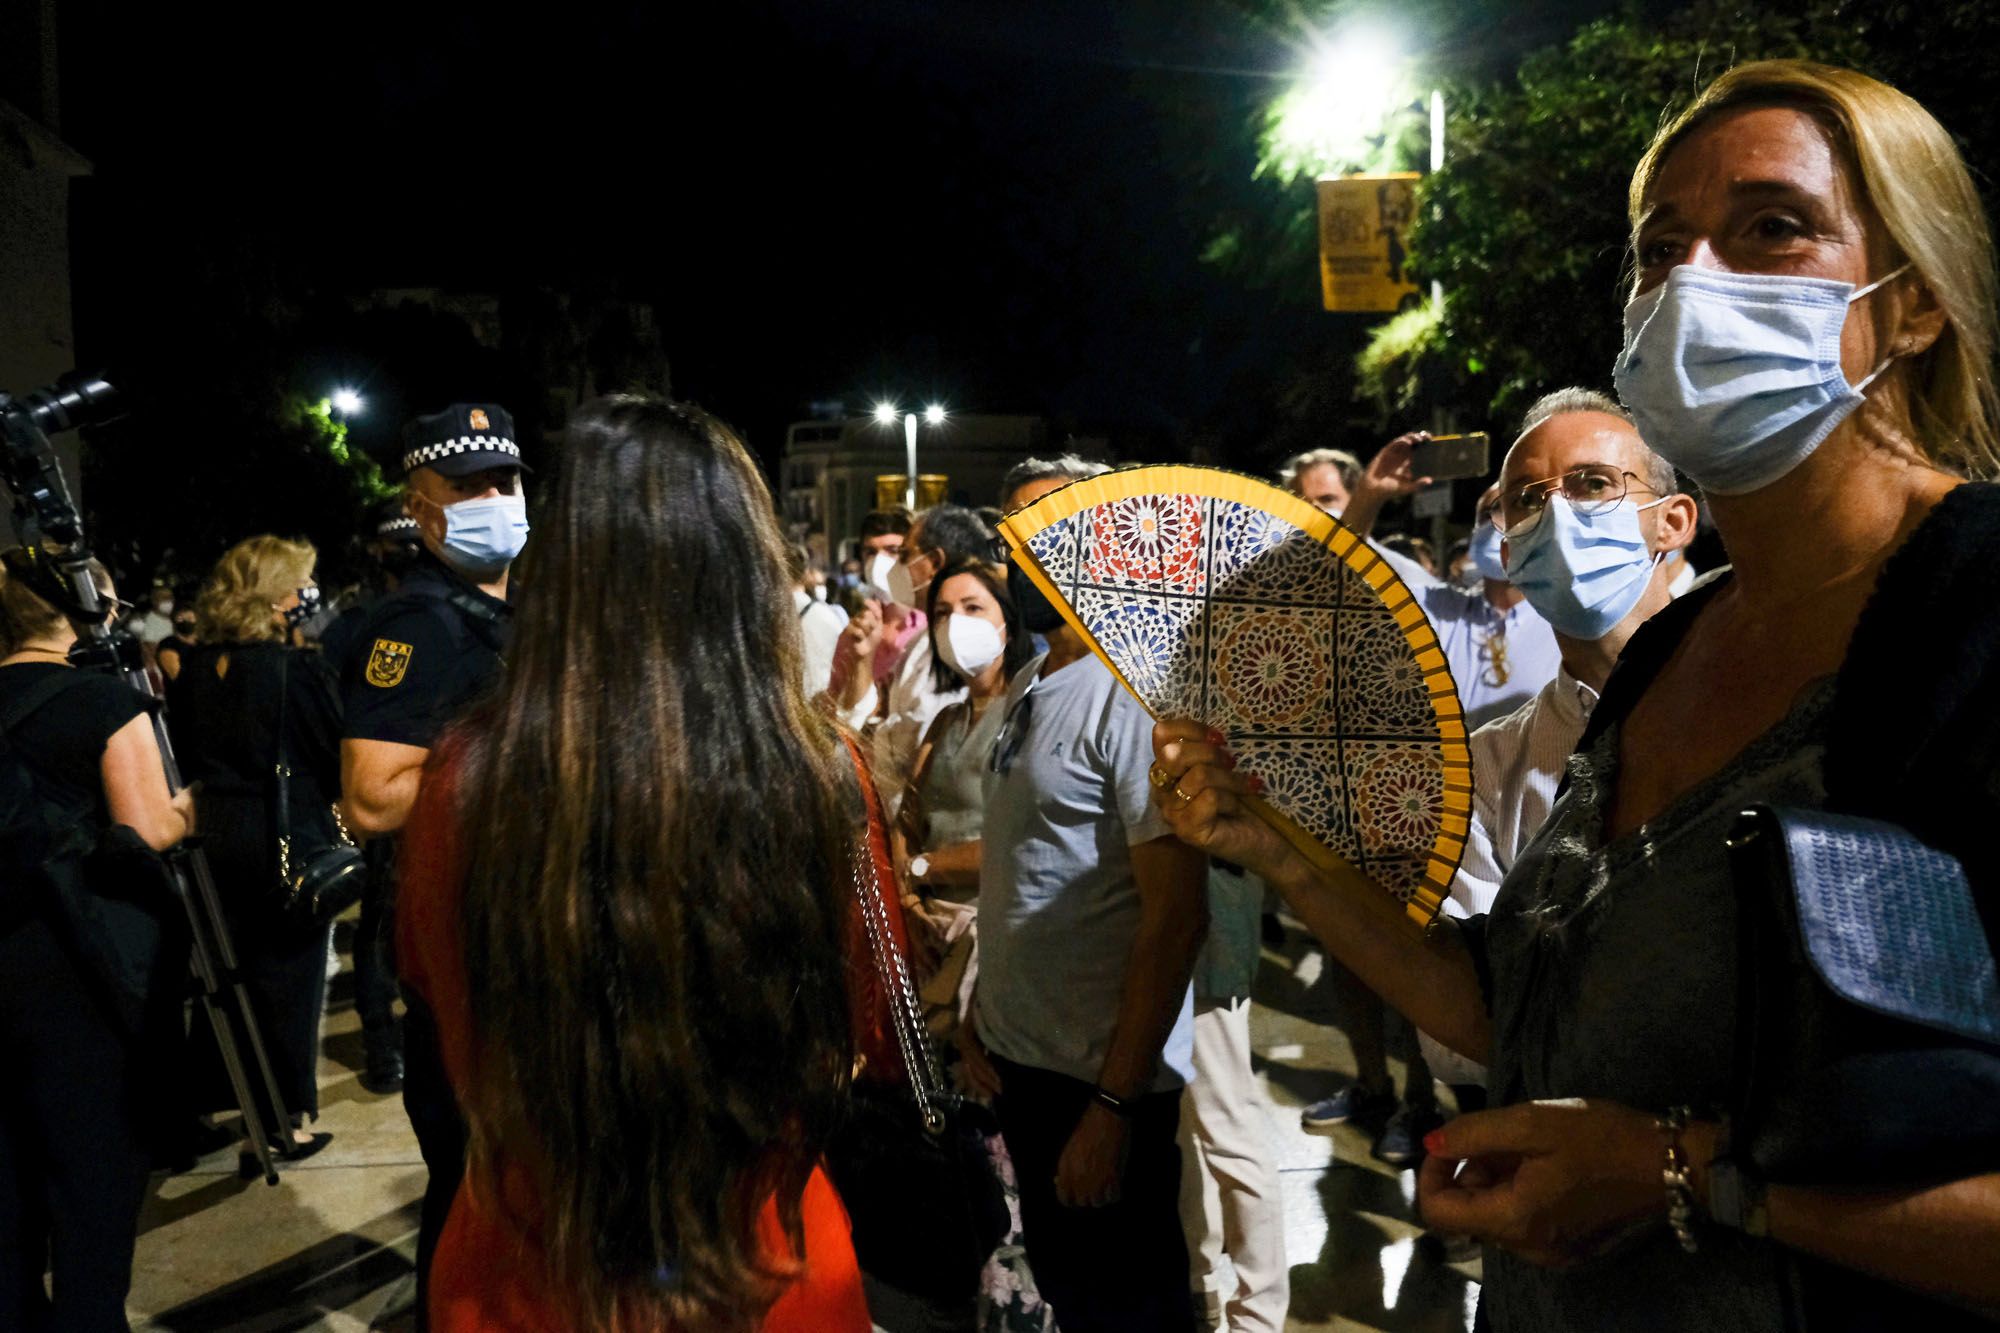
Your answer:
[1428,87,1444,311]
[873,400,948,510]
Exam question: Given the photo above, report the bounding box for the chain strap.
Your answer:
[849,844,948,1135]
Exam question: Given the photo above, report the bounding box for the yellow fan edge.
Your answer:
[997,463,1472,931]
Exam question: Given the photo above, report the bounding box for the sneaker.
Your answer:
[1373,1101,1445,1168]
[1300,1083,1397,1129]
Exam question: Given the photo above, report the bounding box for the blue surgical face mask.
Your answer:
[1612,264,1908,496]
[1503,495,1665,641]
[433,492,529,578]
[1467,521,1509,583]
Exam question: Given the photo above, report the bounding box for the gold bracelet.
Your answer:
[1657,1106,1699,1253]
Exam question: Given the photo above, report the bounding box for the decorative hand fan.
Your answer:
[998,465,1471,927]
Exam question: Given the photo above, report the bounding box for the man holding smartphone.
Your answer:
[1340,431,1561,730]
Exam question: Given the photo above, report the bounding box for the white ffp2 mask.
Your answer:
[937,613,1004,680]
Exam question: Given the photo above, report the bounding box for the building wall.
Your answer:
[0,97,91,521]
[783,414,1054,563]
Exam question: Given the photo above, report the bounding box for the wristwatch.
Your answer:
[908,854,931,885]
[1707,1117,1769,1237]
[1707,1155,1769,1237]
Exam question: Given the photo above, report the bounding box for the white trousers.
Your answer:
[1178,996,1289,1333]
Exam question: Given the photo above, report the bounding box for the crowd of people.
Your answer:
[0,55,1996,1333]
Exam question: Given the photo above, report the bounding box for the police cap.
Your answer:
[400,403,525,478]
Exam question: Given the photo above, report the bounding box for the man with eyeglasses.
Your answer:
[1446,387,1699,918]
[1292,432,1567,1164]
[957,456,1209,1333]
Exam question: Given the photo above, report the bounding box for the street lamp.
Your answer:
[331,388,364,416]
[1277,26,1445,308]
[870,400,948,509]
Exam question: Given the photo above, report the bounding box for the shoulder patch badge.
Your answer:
[366,638,414,688]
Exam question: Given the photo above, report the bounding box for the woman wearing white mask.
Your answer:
[1151,59,2000,1329]
[896,556,1033,1018]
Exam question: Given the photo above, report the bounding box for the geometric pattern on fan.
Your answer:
[998,465,1471,927]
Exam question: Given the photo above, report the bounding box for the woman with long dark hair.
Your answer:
[396,395,889,1332]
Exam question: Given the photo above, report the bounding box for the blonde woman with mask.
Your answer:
[1152,60,2000,1330]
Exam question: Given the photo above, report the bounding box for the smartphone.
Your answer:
[1411,432,1490,481]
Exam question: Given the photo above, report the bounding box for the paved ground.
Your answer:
[128,917,1477,1331]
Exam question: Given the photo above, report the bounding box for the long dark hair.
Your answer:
[926,554,1035,692]
[453,395,855,1330]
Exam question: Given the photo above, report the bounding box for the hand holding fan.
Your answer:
[997,465,1471,927]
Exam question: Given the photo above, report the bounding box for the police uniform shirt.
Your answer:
[341,552,511,750]
[319,601,373,681]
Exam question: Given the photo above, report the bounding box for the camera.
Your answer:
[0,370,125,620]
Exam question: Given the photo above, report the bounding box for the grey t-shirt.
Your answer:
[976,652,1195,1091]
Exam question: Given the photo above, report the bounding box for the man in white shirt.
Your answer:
[788,542,845,696]
[1449,388,1699,916]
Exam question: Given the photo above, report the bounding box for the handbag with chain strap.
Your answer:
[823,737,1008,1303]
[273,650,366,926]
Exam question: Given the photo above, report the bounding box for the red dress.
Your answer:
[397,735,904,1332]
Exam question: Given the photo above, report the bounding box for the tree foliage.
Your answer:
[1175,0,2000,447]
[1366,0,2000,431]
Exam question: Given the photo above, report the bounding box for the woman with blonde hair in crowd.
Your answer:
[175,534,345,1171]
[1153,59,2000,1329]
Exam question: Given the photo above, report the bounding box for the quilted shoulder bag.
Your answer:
[1725,803,2000,1189]
[273,650,365,926]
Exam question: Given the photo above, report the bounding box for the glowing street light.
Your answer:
[869,399,949,509]
[1274,23,1446,309]
[331,388,364,416]
[1267,26,1408,176]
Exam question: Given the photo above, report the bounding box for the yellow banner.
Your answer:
[1317,173,1422,313]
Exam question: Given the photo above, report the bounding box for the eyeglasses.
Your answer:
[989,688,1035,776]
[1495,464,1659,537]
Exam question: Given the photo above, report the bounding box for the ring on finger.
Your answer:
[1148,762,1175,791]
[1171,781,1195,805]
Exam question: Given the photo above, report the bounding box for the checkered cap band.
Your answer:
[400,435,522,474]
[376,515,420,537]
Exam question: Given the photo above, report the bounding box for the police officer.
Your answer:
[337,402,525,1330]
[320,502,424,675]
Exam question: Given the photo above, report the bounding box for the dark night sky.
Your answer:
[54,0,1634,472]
